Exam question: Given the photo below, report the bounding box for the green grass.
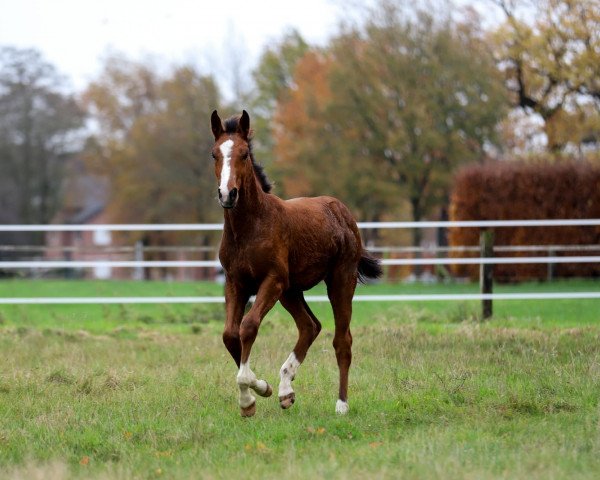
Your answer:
[0,278,598,331]
[0,279,599,478]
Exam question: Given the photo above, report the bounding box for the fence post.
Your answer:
[547,248,555,282]
[480,229,494,320]
[133,241,144,281]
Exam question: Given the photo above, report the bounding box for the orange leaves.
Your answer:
[273,52,334,199]
[271,11,508,227]
[244,441,270,454]
[306,426,326,435]
[154,450,173,458]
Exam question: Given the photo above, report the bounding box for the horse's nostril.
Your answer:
[218,188,222,199]
[229,188,238,201]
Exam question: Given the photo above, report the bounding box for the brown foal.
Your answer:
[211,110,382,417]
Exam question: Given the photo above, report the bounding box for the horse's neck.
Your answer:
[223,176,270,240]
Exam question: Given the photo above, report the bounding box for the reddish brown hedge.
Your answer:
[449,161,600,281]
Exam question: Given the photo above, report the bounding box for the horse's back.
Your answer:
[284,196,360,244]
[282,196,362,289]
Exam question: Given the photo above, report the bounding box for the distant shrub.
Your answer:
[449,161,600,281]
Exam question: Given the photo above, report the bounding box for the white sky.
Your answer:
[0,0,500,99]
[0,0,343,98]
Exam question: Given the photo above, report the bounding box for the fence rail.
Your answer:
[3,244,600,255]
[1,220,598,308]
[1,256,600,269]
[2,292,600,305]
[1,218,600,232]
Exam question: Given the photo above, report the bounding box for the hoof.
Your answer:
[335,399,349,415]
[279,392,295,409]
[258,383,273,398]
[240,402,256,417]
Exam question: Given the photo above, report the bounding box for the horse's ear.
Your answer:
[211,110,224,140]
[238,110,250,140]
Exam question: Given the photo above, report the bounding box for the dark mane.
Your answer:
[223,116,241,134]
[224,115,272,194]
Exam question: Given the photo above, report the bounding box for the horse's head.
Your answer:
[210,110,254,209]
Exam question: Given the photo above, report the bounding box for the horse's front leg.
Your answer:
[222,280,248,367]
[236,275,284,417]
[222,281,270,415]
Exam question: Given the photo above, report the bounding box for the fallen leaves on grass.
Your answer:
[154,450,173,458]
[306,426,326,435]
[244,442,270,453]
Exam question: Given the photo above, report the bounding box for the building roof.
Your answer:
[52,158,110,225]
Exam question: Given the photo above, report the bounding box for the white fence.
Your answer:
[1,218,599,232]
[0,219,599,305]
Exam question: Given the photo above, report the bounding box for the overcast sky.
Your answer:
[0,0,344,96]
[0,0,499,100]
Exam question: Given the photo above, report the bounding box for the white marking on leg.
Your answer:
[237,360,269,407]
[335,399,349,415]
[278,352,301,398]
[219,139,234,198]
[237,361,256,408]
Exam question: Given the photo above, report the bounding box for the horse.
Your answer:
[210,110,382,417]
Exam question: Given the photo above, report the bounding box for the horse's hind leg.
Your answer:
[278,291,322,409]
[326,268,357,415]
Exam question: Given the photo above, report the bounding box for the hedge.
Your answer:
[448,161,600,281]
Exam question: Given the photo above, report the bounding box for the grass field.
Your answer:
[0,279,599,479]
[1,278,599,331]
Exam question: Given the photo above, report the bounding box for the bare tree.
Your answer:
[0,47,84,242]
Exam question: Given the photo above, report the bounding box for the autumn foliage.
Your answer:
[449,161,600,281]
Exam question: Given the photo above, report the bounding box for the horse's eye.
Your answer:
[211,152,216,160]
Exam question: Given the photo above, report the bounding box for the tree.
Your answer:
[273,3,507,252]
[252,30,310,118]
[82,56,223,276]
[490,0,600,155]
[250,30,310,172]
[0,47,84,235]
[273,50,397,244]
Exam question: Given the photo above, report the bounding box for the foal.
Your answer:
[211,110,382,417]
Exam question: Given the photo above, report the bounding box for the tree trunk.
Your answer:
[20,94,33,225]
[437,206,448,248]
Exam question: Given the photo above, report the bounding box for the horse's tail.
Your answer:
[357,250,383,284]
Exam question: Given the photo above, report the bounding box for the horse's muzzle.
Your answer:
[218,187,238,209]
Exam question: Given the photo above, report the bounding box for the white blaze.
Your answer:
[219,139,234,198]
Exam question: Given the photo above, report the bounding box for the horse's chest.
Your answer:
[220,243,279,282]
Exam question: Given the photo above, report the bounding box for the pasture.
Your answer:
[0,279,599,479]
